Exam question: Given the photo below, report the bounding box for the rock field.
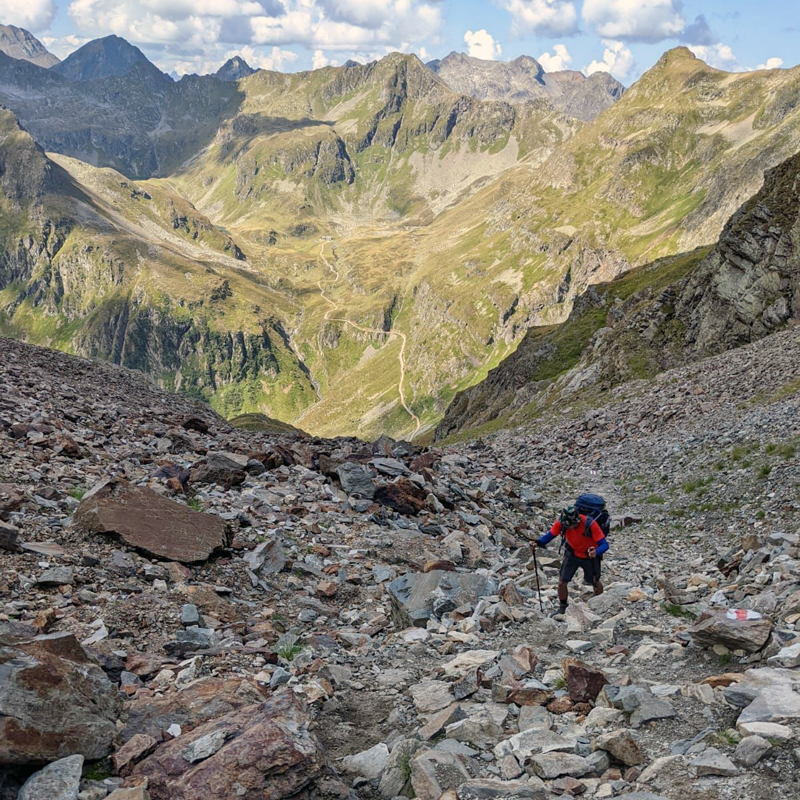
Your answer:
[1,330,799,800]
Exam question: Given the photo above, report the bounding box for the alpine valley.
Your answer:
[1,29,799,441]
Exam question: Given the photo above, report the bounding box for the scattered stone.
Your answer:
[690,610,773,654]
[18,755,84,800]
[690,747,739,777]
[735,735,772,767]
[341,742,390,780]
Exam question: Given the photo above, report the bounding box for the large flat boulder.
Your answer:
[129,690,327,799]
[0,633,121,765]
[74,479,231,563]
[388,570,497,627]
[690,609,773,653]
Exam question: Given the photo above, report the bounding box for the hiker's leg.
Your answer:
[558,553,579,610]
[558,580,569,606]
[593,578,604,596]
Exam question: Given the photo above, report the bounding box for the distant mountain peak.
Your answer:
[215,56,256,82]
[52,35,158,82]
[0,23,60,68]
[428,51,622,121]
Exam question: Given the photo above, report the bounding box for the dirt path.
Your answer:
[295,243,422,438]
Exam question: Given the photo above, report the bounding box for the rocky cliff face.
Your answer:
[0,24,59,68]
[428,52,624,121]
[215,56,256,82]
[436,149,800,440]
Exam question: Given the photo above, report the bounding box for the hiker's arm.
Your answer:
[595,537,609,555]
[534,520,561,548]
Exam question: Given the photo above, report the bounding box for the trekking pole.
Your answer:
[532,547,544,613]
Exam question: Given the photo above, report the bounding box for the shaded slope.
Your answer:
[435,147,800,440]
[52,35,153,81]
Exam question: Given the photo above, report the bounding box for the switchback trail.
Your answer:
[295,243,422,438]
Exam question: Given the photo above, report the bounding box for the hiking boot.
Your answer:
[550,604,568,618]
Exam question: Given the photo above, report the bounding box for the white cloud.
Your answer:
[757,57,783,70]
[538,43,571,72]
[584,39,634,81]
[66,0,443,59]
[500,0,578,37]
[688,43,740,71]
[41,33,91,59]
[583,0,684,43]
[464,29,501,60]
[312,48,330,68]
[0,0,57,31]
[228,43,298,69]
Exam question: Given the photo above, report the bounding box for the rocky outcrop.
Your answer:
[52,36,155,82]
[437,149,800,440]
[214,56,256,82]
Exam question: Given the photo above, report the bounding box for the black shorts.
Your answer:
[560,550,601,585]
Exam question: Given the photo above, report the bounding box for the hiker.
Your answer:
[531,505,609,615]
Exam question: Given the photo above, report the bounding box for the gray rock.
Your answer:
[630,696,676,727]
[341,742,390,780]
[182,729,228,763]
[371,457,409,477]
[388,570,497,627]
[37,567,75,586]
[690,610,773,654]
[181,604,203,627]
[737,685,800,725]
[529,752,592,779]
[691,747,739,777]
[18,755,84,800]
[456,778,547,800]
[337,462,375,499]
[410,680,454,714]
[163,627,217,656]
[411,749,472,800]
[379,739,420,798]
[593,729,643,766]
[735,735,772,766]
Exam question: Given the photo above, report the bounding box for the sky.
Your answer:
[0,0,797,82]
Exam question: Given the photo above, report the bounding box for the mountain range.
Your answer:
[0,27,798,441]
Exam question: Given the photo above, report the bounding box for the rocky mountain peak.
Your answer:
[215,55,256,82]
[51,34,155,81]
[0,24,59,68]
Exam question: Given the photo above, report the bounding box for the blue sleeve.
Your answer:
[538,532,555,547]
[596,538,609,555]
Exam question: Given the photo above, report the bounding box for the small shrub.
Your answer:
[662,603,696,620]
[645,494,666,504]
[186,497,203,511]
[69,488,86,500]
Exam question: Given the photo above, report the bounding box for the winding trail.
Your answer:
[299,242,422,438]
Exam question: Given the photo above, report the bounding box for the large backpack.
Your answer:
[575,493,611,537]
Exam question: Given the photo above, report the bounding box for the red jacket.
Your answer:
[547,515,606,559]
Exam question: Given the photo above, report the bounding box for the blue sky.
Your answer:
[0,0,796,81]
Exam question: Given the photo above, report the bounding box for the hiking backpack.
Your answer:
[575,493,611,537]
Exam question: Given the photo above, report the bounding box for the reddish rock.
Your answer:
[0,632,121,764]
[564,659,609,703]
[423,559,457,573]
[547,697,574,715]
[113,734,158,776]
[119,678,265,743]
[316,580,338,598]
[551,776,586,795]
[374,478,427,515]
[73,478,231,564]
[130,691,326,799]
[492,682,553,706]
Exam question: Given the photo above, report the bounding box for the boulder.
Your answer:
[189,452,247,488]
[112,734,158,776]
[411,749,473,800]
[529,752,593,779]
[18,755,83,800]
[387,570,497,627]
[74,479,231,564]
[341,742,390,780]
[735,735,772,766]
[690,747,739,777]
[130,691,326,799]
[564,659,608,703]
[336,462,375,499]
[592,729,643,766]
[690,610,773,653]
[0,633,121,765]
[374,478,427,515]
[457,778,548,800]
[0,519,20,551]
